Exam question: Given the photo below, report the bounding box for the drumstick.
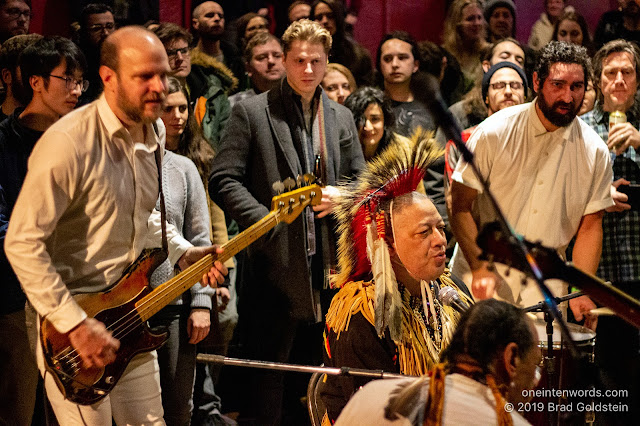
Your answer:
[590,307,616,316]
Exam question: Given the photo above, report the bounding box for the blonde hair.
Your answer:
[324,63,357,91]
[442,0,486,56]
[282,18,332,55]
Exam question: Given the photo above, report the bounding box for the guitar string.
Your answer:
[54,196,310,369]
[56,215,279,369]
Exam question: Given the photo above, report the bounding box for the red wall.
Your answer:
[28,0,620,57]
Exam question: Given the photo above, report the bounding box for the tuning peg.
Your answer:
[283,177,295,191]
[296,175,304,188]
[303,174,316,184]
[272,181,285,195]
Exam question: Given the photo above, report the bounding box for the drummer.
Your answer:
[449,41,614,329]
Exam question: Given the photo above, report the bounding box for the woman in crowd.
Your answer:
[311,0,373,86]
[236,12,270,51]
[442,0,489,95]
[149,77,233,424]
[552,11,594,55]
[343,86,395,160]
[322,63,356,105]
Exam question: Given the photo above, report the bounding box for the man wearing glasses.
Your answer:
[444,61,528,184]
[77,3,116,105]
[0,35,86,426]
[450,42,613,327]
[153,21,234,151]
[0,0,30,43]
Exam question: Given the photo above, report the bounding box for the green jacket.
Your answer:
[187,48,238,152]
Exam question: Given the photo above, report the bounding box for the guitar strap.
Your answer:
[153,132,168,254]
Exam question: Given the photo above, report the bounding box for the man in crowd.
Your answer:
[485,0,516,43]
[0,0,30,43]
[0,33,41,120]
[209,19,364,424]
[0,35,86,426]
[228,31,285,107]
[437,37,526,144]
[336,299,539,425]
[76,3,116,105]
[5,27,227,424]
[450,42,612,327]
[153,21,235,149]
[289,0,311,23]
[377,30,435,136]
[581,39,640,423]
[594,0,640,49]
[444,61,528,184]
[192,1,246,93]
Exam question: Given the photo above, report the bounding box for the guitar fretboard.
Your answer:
[135,210,280,321]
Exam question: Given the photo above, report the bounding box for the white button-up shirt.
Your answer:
[451,101,613,306]
[5,95,191,333]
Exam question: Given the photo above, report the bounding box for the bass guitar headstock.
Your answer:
[271,175,322,224]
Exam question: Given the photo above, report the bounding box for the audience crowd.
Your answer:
[1,1,640,425]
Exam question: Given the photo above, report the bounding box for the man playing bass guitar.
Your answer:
[5,27,227,425]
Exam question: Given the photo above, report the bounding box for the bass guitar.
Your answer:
[41,183,321,405]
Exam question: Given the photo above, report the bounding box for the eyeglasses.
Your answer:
[87,22,115,33]
[490,81,524,91]
[49,74,90,93]
[4,7,31,20]
[166,47,190,59]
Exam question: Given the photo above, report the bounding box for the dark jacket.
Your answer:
[0,110,43,314]
[209,79,365,320]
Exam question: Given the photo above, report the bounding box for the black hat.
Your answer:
[482,61,528,102]
[484,0,516,22]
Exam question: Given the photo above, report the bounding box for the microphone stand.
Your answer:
[196,354,406,380]
[422,73,578,358]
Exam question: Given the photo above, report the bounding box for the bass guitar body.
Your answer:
[40,248,168,405]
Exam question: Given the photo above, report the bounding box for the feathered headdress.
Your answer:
[332,130,443,342]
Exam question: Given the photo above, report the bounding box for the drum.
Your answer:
[524,320,596,425]
[534,319,595,355]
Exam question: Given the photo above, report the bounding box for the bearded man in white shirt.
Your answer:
[5,26,228,425]
[449,41,613,330]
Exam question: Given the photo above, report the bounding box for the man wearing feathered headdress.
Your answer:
[320,133,472,422]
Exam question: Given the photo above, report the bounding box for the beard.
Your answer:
[537,88,582,128]
[116,85,163,124]
[199,29,223,42]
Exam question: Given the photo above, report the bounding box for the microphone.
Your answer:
[411,72,474,164]
[438,286,469,314]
